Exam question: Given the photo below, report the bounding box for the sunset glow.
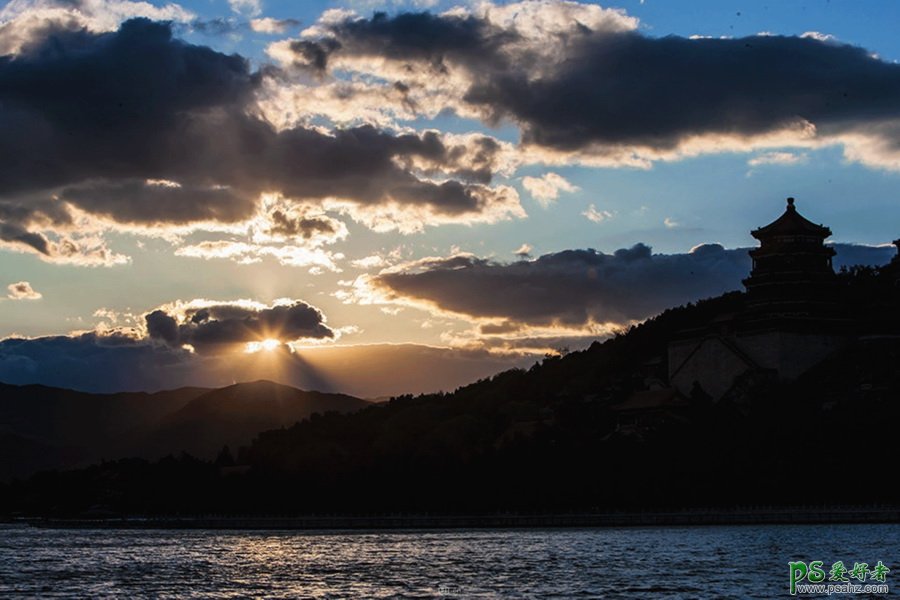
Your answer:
[1,0,898,399]
[2,3,900,596]
[245,339,282,354]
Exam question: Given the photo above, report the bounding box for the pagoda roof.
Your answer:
[751,198,832,240]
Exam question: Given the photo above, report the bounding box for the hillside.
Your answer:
[2,267,898,515]
[0,384,209,479]
[0,380,367,480]
[139,381,368,458]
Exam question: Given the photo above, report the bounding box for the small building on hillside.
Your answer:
[668,197,856,400]
[608,388,691,436]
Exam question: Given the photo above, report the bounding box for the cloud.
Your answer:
[0,294,362,392]
[521,172,578,206]
[186,17,244,37]
[59,180,257,226]
[0,225,130,266]
[0,18,524,263]
[145,298,335,353]
[266,2,636,145]
[0,331,203,392]
[174,240,343,272]
[0,287,530,396]
[6,280,41,300]
[167,194,348,271]
[826,242,898,268]
[5,2,900,269]
[801,31,837,43]
[228,0,261,18]
[747,151,809,167]
[513,243,532,259]
[250,17,299,34]
[0,221,50,254]
[264,209,340,241]
[0,334,529,396]
[0,0,195,54]
[345,242,896,337]
[3,239,895,394]
[288,1,900,169]
[582,204,613,223]
[251,199,348,247]
[351,254,389,269]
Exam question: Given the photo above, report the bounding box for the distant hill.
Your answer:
[0,380,366,480]
[2,267,898,516]
[0,383,209,479]
[139,381,368,458]
[0,383,209,446]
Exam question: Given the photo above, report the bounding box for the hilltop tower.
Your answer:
[668,197,849,400]
[742,197,839,319]
[891,239,900,274]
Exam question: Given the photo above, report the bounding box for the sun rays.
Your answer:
[245,338,282,354]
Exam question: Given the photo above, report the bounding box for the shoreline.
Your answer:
[18,508,900,530]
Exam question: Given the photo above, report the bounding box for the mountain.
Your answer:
[139,381,368,458]
[3,267,899,515]
[0,383,209,479]
[0,380,367,480]
[0,383,209,445]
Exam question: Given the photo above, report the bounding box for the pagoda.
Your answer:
[668,197,848,399]
[741,197,840,320]
[883,238,900,284]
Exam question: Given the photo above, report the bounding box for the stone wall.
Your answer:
[669,331,847,399]
[736,331,847,381]
[669,336,754,400]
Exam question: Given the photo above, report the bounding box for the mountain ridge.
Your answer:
[0,379,367,479]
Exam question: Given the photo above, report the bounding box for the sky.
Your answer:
[1,0,899,396]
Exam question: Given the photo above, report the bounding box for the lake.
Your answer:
[1,523,897,598]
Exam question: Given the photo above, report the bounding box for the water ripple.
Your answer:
[0,524,897,598]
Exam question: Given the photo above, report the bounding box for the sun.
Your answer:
[261,338,280,352]
[244,338,282,353]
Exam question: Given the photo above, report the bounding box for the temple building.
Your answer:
[668,198,851,400]
[742,197,840,320]
[887,238,900,281]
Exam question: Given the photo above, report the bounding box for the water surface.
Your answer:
[1,523,897,598]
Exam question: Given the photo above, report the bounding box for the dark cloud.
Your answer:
[469,33,900,151]
[828,242,898,268]
[183,17,301,37]
[0,18,519,255]
[0,20,253,167]
[0,18,257,241]
[293,11,513,72]
[0,297,338,391]
[145,310,179,344]
[60,180,256,225]
[146,301,334,352]
[369,243,896,327]
[266,209,339,240]
[0,334,528,396]
[302,10,900,152]
[0,221,50,254]
[186,18,243,37]
[291,38,341,71]
[0,332,199,392]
